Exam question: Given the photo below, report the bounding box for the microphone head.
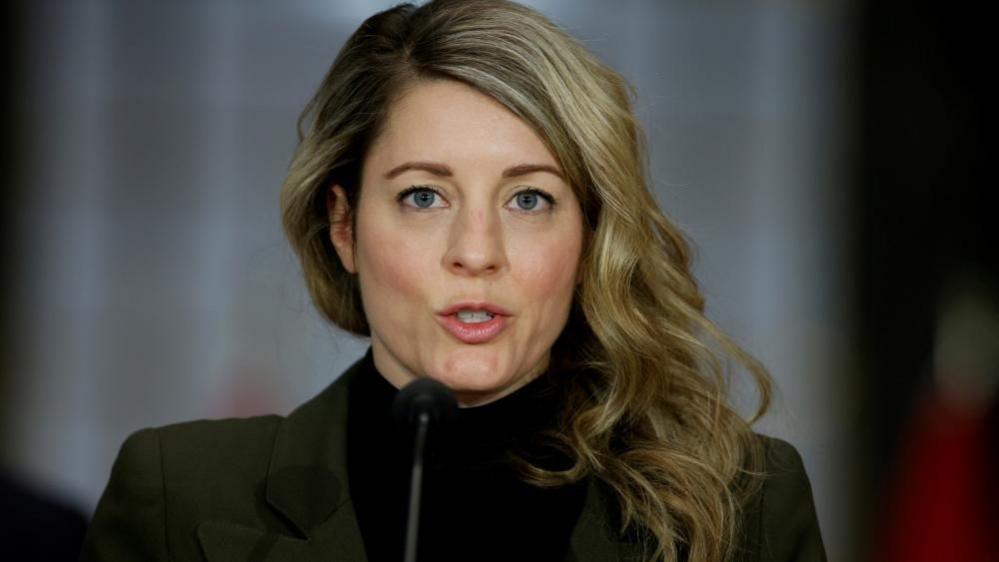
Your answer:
[392,377,458,433]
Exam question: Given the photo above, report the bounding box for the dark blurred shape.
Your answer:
[0,470,88,561]
[873,280,999,561]
[1,2,86,560]
[0,0,22,430]
[854,0,996,559]
[874,393,998,561]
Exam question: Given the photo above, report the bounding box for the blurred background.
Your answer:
[0,1,994,561]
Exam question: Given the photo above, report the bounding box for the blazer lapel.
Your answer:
[197,355,369,562]
[196,520,312,562]
[196,507,367,562]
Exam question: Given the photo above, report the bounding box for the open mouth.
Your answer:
[436,311,508,343]
[453,310,495,324]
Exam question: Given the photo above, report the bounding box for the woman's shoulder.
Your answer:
[754,434,821,521]
[110,414,286,494]
[733,433,827,562]
[150,413,285,453]
[100,417,282,512]
[757,434,811,484]
[108,364,359,491]
[116,359,361,471]
[81,414,295,561]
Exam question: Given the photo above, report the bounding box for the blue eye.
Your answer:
[398,186,445,209]
[509,189,555,213]
[516,192,538,210]
[396,186,556,213]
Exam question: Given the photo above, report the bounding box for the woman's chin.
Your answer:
[430,367,517,407]
[449,386,517,408]
[426,346,545,405]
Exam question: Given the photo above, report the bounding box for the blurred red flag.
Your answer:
[875,389,997,562]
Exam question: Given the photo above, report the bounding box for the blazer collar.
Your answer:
[199,351,642,562]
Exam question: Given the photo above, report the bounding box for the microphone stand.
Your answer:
[393,377,456,562]
[403,411,430,562]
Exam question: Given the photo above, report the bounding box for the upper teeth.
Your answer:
[455,310,494,323]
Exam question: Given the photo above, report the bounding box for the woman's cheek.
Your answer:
[512,235,581,299]
[360,222,434,302]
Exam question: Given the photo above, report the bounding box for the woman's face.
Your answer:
[328,79,585,407]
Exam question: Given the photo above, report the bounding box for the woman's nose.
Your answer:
[442,206,507,277]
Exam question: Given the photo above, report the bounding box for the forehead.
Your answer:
[365,79,559,171]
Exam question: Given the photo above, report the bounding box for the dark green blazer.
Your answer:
[79,354,827,562]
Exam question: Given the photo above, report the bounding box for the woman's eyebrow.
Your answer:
[385,161,451,179]
[384,161,565,181]
[502,163,565,180]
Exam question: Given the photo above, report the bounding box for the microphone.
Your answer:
[391,378,457,562]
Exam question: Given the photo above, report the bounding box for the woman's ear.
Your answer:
[327,184,356,274]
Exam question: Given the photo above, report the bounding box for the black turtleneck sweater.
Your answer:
[346,348,588,562]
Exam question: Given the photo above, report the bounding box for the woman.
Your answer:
[80,1,826,561]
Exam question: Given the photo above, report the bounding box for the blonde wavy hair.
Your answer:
[280,1,773,560]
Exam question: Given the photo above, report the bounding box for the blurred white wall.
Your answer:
[2,0,852,558]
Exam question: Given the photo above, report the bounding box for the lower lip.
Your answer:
[435,314,509,344]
